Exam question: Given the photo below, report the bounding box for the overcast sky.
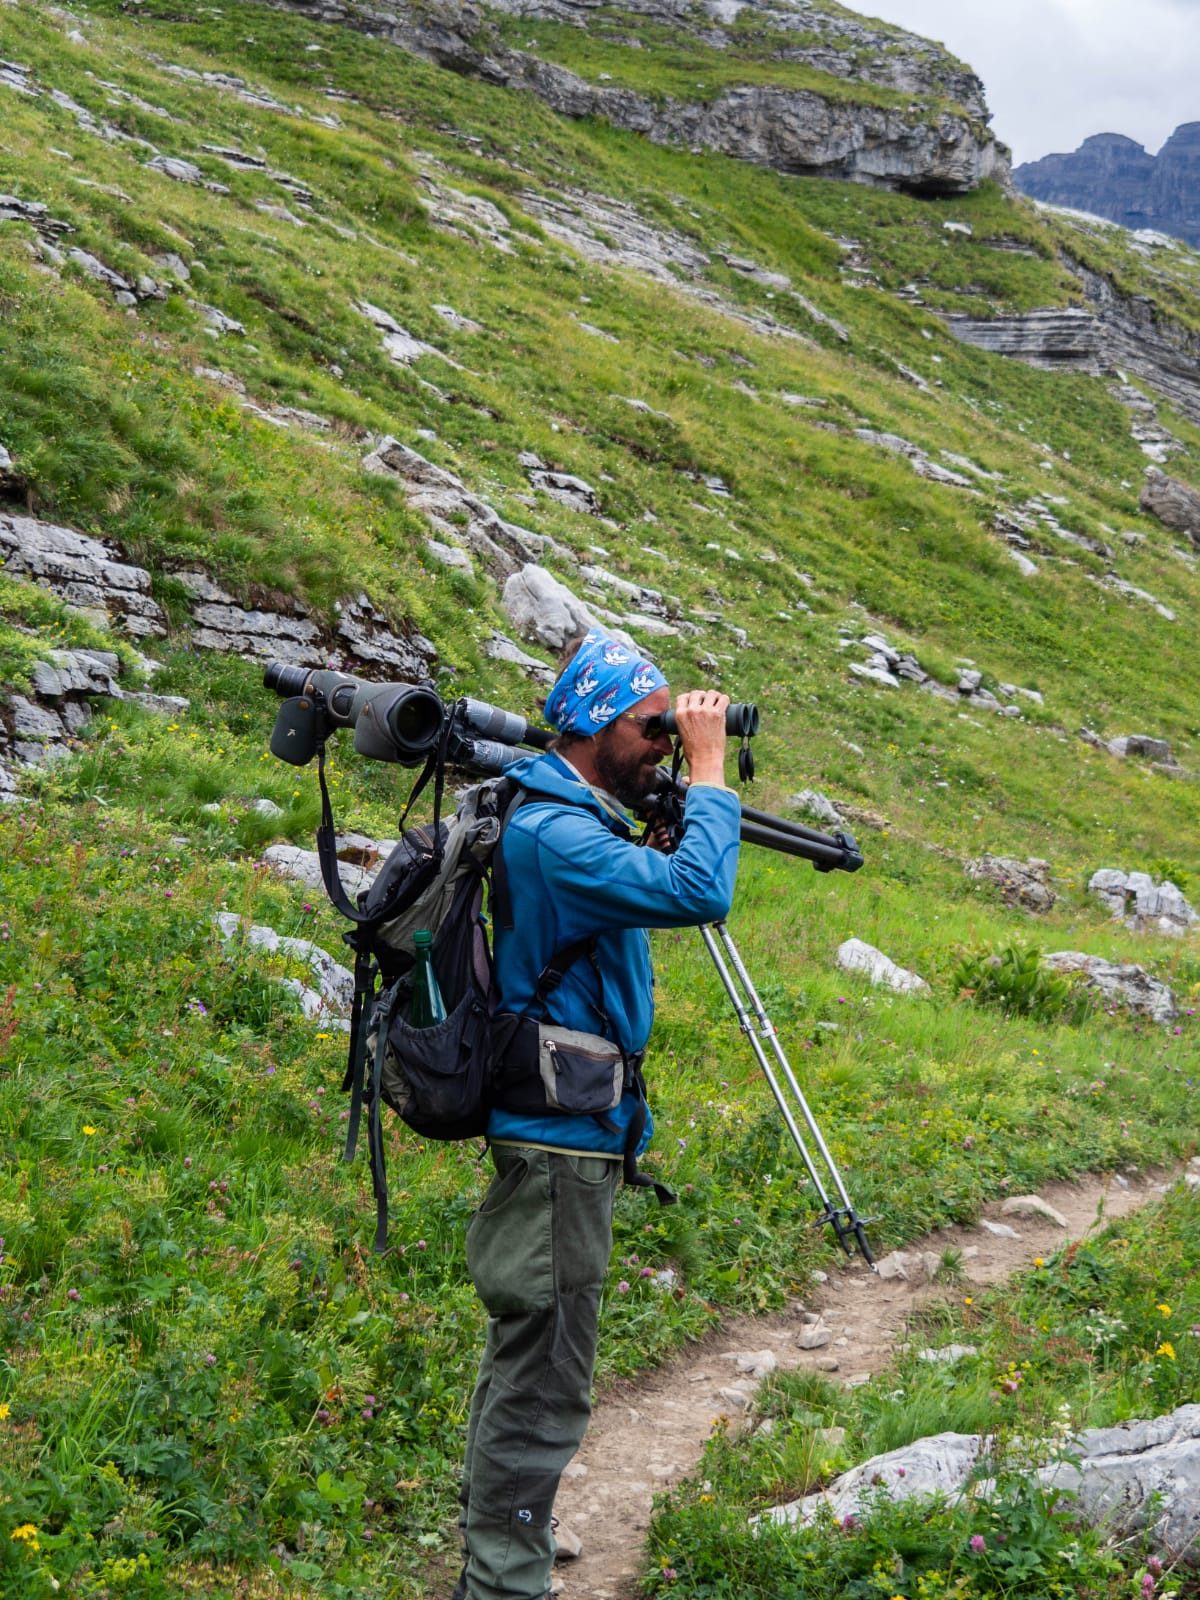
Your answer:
[844,0,1199,166]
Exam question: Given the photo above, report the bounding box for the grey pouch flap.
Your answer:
[537,1023,624,1115]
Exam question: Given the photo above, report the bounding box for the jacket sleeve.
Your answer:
[509,786,741,934]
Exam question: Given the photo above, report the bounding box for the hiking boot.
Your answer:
[449,1564,467,1600]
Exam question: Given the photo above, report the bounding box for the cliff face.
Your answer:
[268,0,1010,194]
[1015,125,1200,247]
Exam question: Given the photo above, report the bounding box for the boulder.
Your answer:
[1140,468,1200,543]
[836,939,929,995]
[215,913,354,1012]
[1043,952,1177,1023]
[1107,733,1177,765]
[502,563,634,653]
[790,789,844,828]
[1036,1405,1200,1560]
[528,469,601,516]
[965,855,1055,913]
[763,1404,1200,1561]
[1088,868,1197,937]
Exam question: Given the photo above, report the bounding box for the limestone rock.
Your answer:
[1140,468,1200,543]
[942,308,1104,374]
[1089,868,1197,937]
[215,913,354,1012]
[363,436,560,578]
[1107,733,1177,765]
[790,789,844,827]
[763,1404,1200,1560]
[1044,952,1177,1023]
[1036,1404,1200,1560]
[529,469,601,516]
[796,1323,832,1351]
[0,512,166,637]
[483,631,556,684]
[965,855,1055,913]
[836,939,929,995]
[502,563,635,653]
[918,1344,978,1364]
[999,1195,1069,1227]
[262,844,375,899]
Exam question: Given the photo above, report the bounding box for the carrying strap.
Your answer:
[315,701,450,927]
[596,1061,676,1207]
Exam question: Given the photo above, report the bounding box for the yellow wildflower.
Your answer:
[963,1296,974,1306]
[11,1524,40,1550]
[1033,1257,1045,1267]
[1156,1341,1176,1360]
[1157,1302,1172,1317]
[82,1125,97,1136]
[0,1402,10,1420]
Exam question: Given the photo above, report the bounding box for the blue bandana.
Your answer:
[544,630,668,736]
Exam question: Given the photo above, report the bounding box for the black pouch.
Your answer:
[375,983,491,1140]
[536,1023,624,1114]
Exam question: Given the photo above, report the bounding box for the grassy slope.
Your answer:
[0,1,1198,1595]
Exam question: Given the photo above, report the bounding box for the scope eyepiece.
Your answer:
[264,661,312,699]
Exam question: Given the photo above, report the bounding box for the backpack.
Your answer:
[323,773,605,1249]
[310,740,670,1250]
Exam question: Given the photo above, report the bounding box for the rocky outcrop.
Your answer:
[941,307,1103,374]
[1069,258,1200,427]
[942,269,1200,426]
[1088,869,1197,937]
[965,856,1055,913]
[1141,468,1200,544]
[763,1404,1200,1563]
[1043,952,1176,1023]
[1015,125,1200,249]
[176,569,435,674]
[264,0,1008,195]
[0,511,433,676]
[0,513,167,637]
[0,646,187,788]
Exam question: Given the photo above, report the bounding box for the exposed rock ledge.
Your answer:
[266,0,1008,195]
[941,256,1200,426]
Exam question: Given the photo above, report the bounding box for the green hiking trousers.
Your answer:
[459,1145,621,1600]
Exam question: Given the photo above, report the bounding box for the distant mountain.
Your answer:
[1014,124,1200,247]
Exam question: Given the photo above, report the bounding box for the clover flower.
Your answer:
[969,1534,986,1553]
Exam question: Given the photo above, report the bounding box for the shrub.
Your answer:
[952,944,1093,1025]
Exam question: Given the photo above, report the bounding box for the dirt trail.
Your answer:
[551,1168,1173,1600]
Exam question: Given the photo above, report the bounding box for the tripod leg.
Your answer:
[698,924,841,1224]
[703,922,877,1269]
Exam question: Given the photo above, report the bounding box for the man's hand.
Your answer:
[673,689,730,789]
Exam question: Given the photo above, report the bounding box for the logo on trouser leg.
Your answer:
[516,1509,532,1523]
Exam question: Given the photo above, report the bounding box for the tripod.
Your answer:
[699,920,876,1268]
[640,772,876,1267]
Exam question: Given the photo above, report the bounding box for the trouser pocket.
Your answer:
[466,1150,554,1315]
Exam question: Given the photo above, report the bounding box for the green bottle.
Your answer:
[409,929,447,1027]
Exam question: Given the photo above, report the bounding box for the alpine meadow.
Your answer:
[1,0,1200,1597]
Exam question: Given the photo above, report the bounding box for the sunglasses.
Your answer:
[615,711,667,739]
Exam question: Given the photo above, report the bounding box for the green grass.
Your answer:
[0,0,1199,1592]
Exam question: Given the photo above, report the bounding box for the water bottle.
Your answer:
[409,929,447,1027]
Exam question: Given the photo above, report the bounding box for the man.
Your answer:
[454,630,741,1600]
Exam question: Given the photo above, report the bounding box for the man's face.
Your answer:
[591,687,673,808]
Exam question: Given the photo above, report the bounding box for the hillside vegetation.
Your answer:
[1,1,1199,1595]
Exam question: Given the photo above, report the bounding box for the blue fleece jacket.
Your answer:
[487,752,741,1155]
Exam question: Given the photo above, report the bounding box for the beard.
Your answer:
[592,735,663,809]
